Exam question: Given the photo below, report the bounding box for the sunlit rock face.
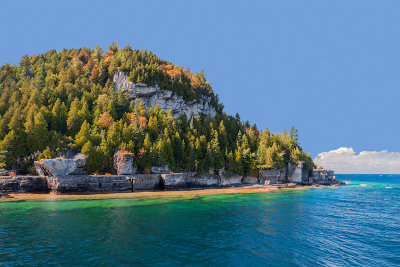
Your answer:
[34,154,87,176]
[113,150,137,175]
[113,71,216,118]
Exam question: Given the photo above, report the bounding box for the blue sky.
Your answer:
[1,0,399,158]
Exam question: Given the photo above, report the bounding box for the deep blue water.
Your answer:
[0,174,400,266]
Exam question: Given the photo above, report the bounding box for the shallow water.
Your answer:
[1,174,399,266]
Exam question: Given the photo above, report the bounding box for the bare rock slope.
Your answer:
[113,71,216,118]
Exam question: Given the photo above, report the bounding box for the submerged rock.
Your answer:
[113,150,137,175]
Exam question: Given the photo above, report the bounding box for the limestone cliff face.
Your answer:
[113,71,216,118]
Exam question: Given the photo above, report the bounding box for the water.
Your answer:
[1,174,399,266]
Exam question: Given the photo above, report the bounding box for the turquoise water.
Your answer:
[1,175,399,266]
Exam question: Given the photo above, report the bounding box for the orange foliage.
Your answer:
[90,64,100,81]
[137,148,147,159]
[77,51,89,64]
[103,42,118,67]
[160,64,183,81]
[127,113,148,128]
[9,172,16,177]
[97,112,114,128]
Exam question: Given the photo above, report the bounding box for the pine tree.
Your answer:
[207,130,223,173]
[31,111,49,152]
[51,99,67,133]
[67,98,82,136]
[74,121,91,149]
[289,126,299,146]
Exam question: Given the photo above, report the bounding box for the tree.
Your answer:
[38,146,56,160]
[30,111,49,152]
[289,126,299,146]
[96,112,114,129]
[207,130,223,173]
[74,121,91,150]
[0,43,317,175]
[67,98,82,136]
[51,99,67,133]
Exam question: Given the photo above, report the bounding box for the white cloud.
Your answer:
[313,147,400,174]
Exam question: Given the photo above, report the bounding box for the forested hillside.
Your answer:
[0,42,314,174]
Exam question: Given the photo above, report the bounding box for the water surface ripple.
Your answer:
[0,174,399,266]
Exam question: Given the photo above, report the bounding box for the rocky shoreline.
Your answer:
[0,167,341,197]
[0,150,341,197]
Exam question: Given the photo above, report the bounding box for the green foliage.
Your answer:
[0,150,7,168]
[38,147,56,160]
[0,43,315,174]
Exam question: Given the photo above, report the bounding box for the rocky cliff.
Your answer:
[113,71,216,118]
[0,176,48,193]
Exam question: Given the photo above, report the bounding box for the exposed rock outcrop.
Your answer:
[34,154,87,176]
[241,176,259,184]
[220,174,243,186]
[161,173,193,189]
[46,175,133,193]
[151,165,170,174]
[0,169,9,176]
[1,163,339,193]
[310,169,336,185]
[0,176,48,193]
[113,150,137,175]
[133,174,162,190]
[113,71,216,118]
[161,173,221,189]
[287,162,304,183]
[259,168,286,183]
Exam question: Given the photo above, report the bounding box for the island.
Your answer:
[0,43,340,197]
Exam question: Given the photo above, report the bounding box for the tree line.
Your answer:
[0,43,314,174]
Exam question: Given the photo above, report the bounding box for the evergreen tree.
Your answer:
[67,98,82,136]
[51,99,67,133]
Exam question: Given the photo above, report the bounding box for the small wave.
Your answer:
[360,184,368,187]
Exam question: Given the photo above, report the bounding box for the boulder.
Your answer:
[113,150,137,175]
[35,158,77,176]
[34,154,88,176]
[72,153,87,168]
[151,165,170,174]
